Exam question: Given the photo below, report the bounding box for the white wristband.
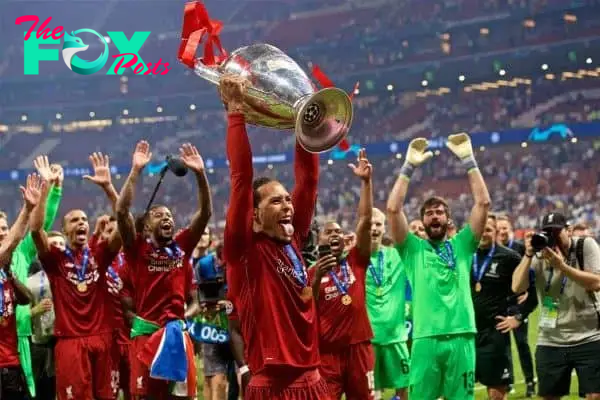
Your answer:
[238,365,250,376]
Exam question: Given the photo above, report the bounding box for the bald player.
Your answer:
[309,149,374,400]
[362,208,410,400]
[31,176,121,400]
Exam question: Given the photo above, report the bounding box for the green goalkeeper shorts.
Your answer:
[409,333,476,399]
[372,341,410,390]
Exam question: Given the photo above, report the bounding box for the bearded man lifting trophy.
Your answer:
[178,1,353,153]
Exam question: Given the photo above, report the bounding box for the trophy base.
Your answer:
[295,87,353,153]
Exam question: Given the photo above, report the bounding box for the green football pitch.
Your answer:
[193,308,582,399]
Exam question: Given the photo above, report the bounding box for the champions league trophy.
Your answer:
[179,3,354,153]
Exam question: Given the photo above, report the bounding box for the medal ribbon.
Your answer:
[472,245,496,283]
[147,239,182,260]
[0,270,6,316]
[508,238,514,249]
[431,241,456,270]
[368,251,384,287]
[64,247,90,283]
[283,244,308,286]
[329,260,350,296]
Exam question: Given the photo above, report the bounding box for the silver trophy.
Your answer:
[194,43,353,153]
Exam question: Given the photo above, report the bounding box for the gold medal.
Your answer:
[341,294,352,306]
[475,282,482,292]
[301,286,313,301]
[376,287,383,297]
[77,282,88,293]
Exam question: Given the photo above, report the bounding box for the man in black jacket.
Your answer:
[473,214,537,400]
[496,215,537,397]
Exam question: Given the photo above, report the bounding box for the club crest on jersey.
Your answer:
[485,262,500,278]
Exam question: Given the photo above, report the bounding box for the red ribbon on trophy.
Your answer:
[178,1,228,69]
[310,65,359,151]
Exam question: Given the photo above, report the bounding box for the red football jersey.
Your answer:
[309,248,373,349]
[124,229,195,326]
[0,277,19,367]
[108,253,130,345]
[39,241,115,337]
[224,113,320,374]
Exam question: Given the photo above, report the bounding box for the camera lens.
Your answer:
[531,232,549,252]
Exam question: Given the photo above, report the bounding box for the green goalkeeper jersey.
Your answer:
[365,245,408,345]
[395,225,479,339]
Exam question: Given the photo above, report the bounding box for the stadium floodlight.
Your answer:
[123,109,129,116]
[89,111,95,118]
[458,75,465,82]
[21,115,27,122]
[586,57,593,64]
[327,159,333,165]
[56,113,62,120]
[190,104,196,111]
[421,80,428,87]
[157,106,163,113]
[387,84,394,91]
[499,69,506,76]
[541,64,549,71]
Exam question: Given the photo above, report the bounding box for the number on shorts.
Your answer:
[366,370,375,391]
[461,371,475,391]
[400,359,410,375]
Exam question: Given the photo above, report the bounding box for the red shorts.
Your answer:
[112,340,131,400]
[320,341,375,400]
[246,368,332,400]
[129,335,196,399]
[54,333,115,400]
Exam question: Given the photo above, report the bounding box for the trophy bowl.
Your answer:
[194,43,353,153]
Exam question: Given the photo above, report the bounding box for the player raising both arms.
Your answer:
[116,140,212,400]
[31,156,122,400]
[387,133,491,400]
[220,75,328,400]
[309,149,374,400]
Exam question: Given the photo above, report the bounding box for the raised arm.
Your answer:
[220,76,254,263]
[291,142,319,241]
[116,141,152,250]
[179,143,213,244]
[83,152,119,212]
[0,174,44,265]
[446,133,490,240]
[16,158,64,269]
[5,267,34,305]
[349,148,373,259]
[387,138,432,246]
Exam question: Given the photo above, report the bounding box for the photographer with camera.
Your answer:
[512,212,600,400]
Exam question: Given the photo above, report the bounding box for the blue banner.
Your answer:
[1,122,598,182]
